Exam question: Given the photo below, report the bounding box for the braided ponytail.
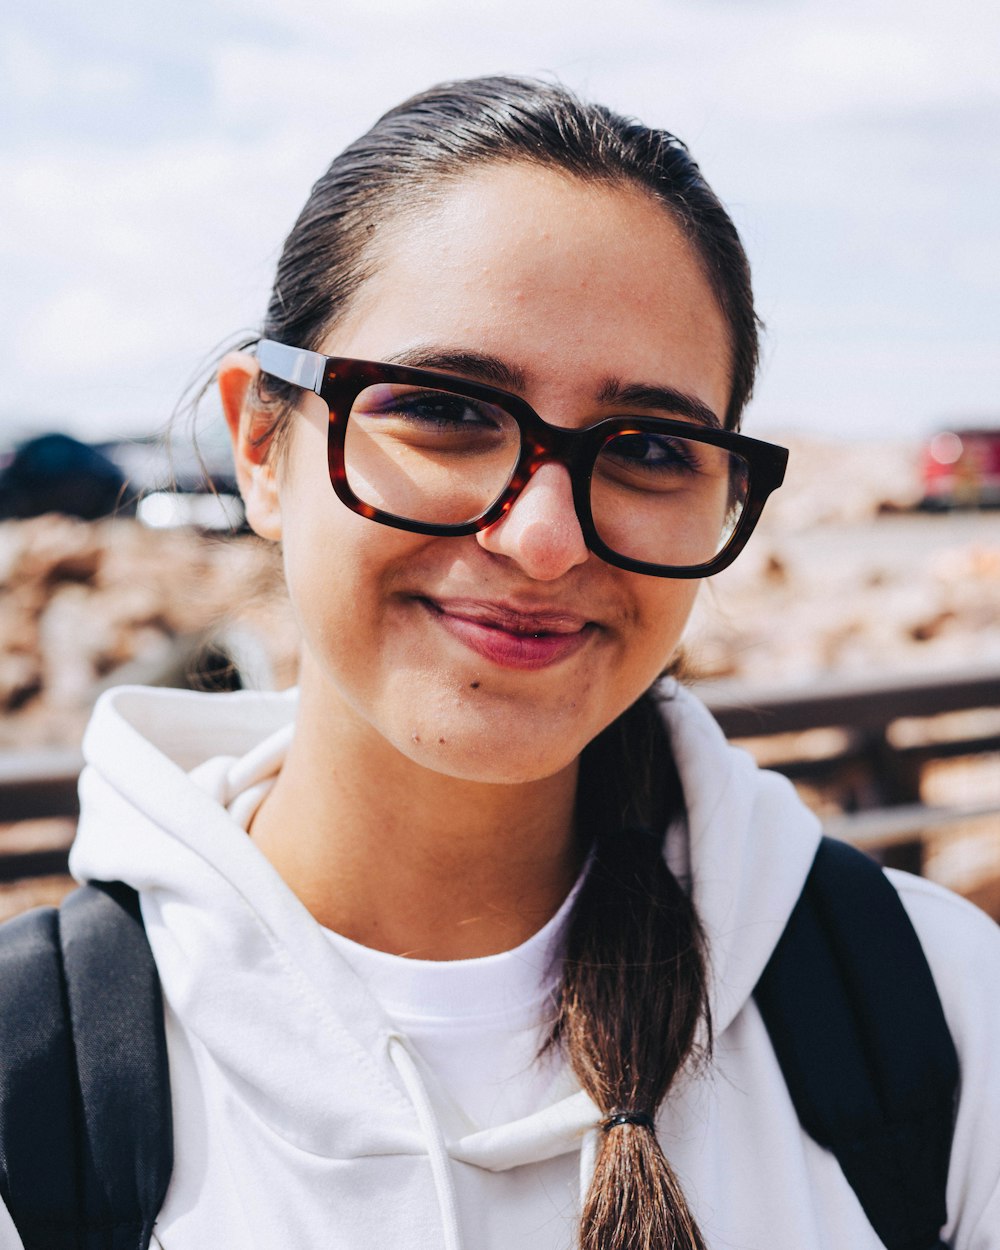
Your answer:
[553,691,711,1250]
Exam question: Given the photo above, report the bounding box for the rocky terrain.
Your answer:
[0,514,298,749]
[684,437,1000,685]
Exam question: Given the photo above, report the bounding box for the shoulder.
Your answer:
[887,870,1000,1248]
[886,869,1000,1102]
[887,868,1000,993]
[885,869,1000,1102]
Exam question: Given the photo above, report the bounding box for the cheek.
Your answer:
[275,451,373,647]
[281,505,384,635]
[631,581,701,676]
[276,467,434,706]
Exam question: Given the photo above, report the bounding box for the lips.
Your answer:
[420,597,596,670]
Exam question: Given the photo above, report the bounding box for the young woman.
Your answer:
[4,77,998,1250]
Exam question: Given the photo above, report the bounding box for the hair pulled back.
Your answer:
[258,77,761,1250]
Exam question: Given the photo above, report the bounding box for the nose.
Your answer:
[476,462,589,581]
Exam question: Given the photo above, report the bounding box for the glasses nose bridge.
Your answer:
[519,412,592,479]
[485,412,594,537]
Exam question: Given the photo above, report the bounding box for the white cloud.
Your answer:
[2,30,62,101]
[22,287,156,372]
[2,26,140,106]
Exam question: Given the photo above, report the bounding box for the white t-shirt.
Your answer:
[321,889,578,1130]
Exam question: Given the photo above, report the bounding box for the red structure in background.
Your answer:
[921,427,1000,510]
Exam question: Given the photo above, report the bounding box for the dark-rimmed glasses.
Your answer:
[257,339,788,579]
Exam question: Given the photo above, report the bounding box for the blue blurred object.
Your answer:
[0,433,129,521]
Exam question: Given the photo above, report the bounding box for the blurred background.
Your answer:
[1,0,998,917]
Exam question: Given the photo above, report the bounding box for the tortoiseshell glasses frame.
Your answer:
[256,339,788,579]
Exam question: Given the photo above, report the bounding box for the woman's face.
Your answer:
[245,164,732,784]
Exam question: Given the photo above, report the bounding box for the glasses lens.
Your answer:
[343,384,521,525]
[590,430,750,569]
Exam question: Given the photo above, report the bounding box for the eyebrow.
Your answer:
[380,346,722,429]
[596,378,722,429]
[381,347,527,394]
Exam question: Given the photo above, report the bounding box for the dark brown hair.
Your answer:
[251,76,758,1248]
[564,692,711,1249]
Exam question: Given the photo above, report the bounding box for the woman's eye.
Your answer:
[607,432,700,473]
[367,388,499,429]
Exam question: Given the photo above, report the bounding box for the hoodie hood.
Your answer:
[70,679,821,1176]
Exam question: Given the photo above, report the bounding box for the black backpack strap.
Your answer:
[0,881,173,1250]
[755,836,958,1250]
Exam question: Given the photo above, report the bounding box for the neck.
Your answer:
[249,680,584,960]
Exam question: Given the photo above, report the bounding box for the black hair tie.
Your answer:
[601,1110,655,1132]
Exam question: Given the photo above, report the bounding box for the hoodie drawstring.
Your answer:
[388,1034,464,1250]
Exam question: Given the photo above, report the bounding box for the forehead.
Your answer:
[327,163,733,421]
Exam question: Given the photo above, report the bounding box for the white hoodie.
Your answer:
[2,681,998,1249]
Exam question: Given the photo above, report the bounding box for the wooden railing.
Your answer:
[696,662,1000,883]
[0,748,81,882]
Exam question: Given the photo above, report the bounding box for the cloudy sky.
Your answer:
[2,0,997,444]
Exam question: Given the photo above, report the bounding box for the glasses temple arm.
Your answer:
[257,340,326,393]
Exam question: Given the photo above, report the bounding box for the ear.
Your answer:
[219,351,284,541]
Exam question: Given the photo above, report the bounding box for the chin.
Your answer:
[392,715,584,786]
[369,664,617,785]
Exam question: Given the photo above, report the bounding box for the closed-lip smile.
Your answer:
[420,597,597,670]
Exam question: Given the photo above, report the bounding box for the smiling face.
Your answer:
[233,163,733,785]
